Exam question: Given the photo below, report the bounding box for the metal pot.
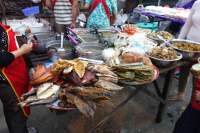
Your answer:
[46,40,75,61]
[169,39,200,59]
[33,32,56,54]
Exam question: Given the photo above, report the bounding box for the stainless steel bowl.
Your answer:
[169,39,200,59]
[146,53,182,67]
[98,30,118,45]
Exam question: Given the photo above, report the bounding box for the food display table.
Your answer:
[88,61,190,132]
[24,26,199,132]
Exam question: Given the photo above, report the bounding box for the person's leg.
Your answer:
[0,83,28,133]
[178,65,191,97]
[55,23,66,33]
[173,104,200,133]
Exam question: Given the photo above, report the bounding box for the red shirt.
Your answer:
[192,78,200,110]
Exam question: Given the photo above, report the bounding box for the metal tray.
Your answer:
[146,52,182,67]
[170,39,200,53]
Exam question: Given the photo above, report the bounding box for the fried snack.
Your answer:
[156,31,173,40]
[121,52,143,64]
[51,59,74,74]
[94,80,123,91]
[32,65,47,80]
[173,42,200,52]
[73,60,88,78]
[148,47,178,60]
[31,65,54,85]
[148,31,173,41]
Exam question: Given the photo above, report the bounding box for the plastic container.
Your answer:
[136,22,158,31]
[22,6,40,16]
[75,42,105,60]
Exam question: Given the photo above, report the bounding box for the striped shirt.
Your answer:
[54,0,72,25]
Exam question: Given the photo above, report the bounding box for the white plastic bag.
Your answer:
[114,10,128,26]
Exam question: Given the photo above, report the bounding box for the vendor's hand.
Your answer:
[20,43,33,55]
[11,42,33,58]
[70,23,76,29]
[20,96,25,101]
[195,90,200,101]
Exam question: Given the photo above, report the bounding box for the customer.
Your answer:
[46,0,78,32]
[84,0,117,29]
[0,22,33,133]
[174,1,200,131]
[173,78,200,133]
[165,0,196,36]
[170,0,198,101]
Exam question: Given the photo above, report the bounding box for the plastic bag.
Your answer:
[114,10,128,26]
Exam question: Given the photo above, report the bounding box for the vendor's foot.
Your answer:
[168,93,185,101]
[28,127,38,133]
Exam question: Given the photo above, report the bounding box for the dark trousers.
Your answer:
[173,104,200,133]
[0,83,28,133]
[178,64,191,93]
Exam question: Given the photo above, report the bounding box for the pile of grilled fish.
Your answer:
[21,59,123,117]
[51,59,122,117]
[30,65,54,85]
[19,83,60,107]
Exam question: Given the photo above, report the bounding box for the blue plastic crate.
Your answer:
[22,6,39,16]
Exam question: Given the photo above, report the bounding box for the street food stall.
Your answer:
[1,0,199,132]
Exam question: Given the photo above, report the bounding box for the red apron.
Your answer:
[0,23,31,117]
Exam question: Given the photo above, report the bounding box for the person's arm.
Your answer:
[11,43,33,58]
[110,0,118,24]
[0,43,33,67]
[83,0,91,10]
[178,4,195,39]
[45,0,53,10]
[71,0,78,28]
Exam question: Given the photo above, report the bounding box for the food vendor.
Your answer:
[84,0,117,29]
[0,22,34,133]
[173,0,200,132]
